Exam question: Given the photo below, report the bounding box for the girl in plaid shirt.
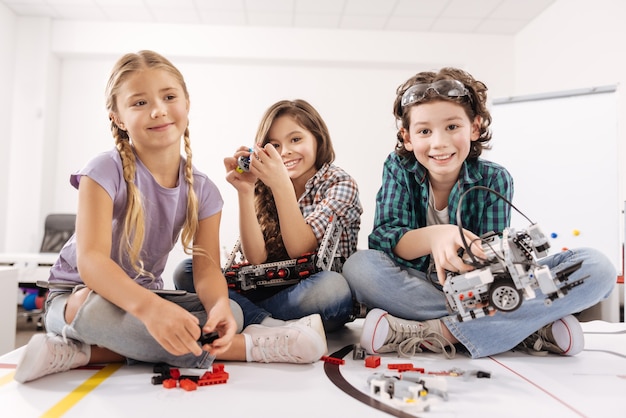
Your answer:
[175,99,362,364]
[342,67,616,359]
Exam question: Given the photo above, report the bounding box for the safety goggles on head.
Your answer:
[401,79,470,108]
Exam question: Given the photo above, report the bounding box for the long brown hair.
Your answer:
[253,99,335,262]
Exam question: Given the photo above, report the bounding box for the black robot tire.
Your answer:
[489,278,522,312]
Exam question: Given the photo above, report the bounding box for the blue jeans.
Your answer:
[44,289,217,368]
[174,258,354,332]
[342,247,616,358]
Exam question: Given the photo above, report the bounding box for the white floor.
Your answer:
[1,319,625,418]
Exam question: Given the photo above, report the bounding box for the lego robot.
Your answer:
[443,223,586,322]
[223,217,343,293]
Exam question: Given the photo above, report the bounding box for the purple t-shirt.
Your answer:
[49,148,223,290]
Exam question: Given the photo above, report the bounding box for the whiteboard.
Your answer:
[486,87,621,271]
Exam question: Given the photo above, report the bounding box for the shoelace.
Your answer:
[254,335,298,363]
[398,332,457,359]
[387,322,456,359]
[519,327,562,356]
[46,338,81,373]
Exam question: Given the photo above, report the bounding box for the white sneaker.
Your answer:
[244,314,327,363]
[516,315,584,356]
[288,314,328,355]
[14,333,90,383]
[360,308,456,359]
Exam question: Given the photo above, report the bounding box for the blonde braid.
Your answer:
[181,127,205,258]
[113,124,152,279]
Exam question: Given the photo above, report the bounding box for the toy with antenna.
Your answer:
[443,186,587,322]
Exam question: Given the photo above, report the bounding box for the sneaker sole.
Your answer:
[360,308,388,354]
[14,334,48,383]
[552,315,584,356]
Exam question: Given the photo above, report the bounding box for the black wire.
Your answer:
[455,185,534,265]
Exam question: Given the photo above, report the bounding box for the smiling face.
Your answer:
[266,115,318,184]
[112,68,189,154]
[403,100,480,186]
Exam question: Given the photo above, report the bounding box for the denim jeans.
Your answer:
[342,247,616,358]
[44,289,221,368]
[174,258,354,332]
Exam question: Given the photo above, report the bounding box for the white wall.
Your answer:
[5,18,60,253]
[515,0,626,209]
[487,91,620,269]
[1,15,515,286]
[0,2,16,251]
[2,0,625,287]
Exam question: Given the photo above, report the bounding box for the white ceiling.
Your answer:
[1,0,556,35]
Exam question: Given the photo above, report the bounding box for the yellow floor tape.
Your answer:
[41,363,123,418]
[0,371,15,387]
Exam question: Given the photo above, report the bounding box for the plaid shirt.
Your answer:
[300,163,362,259]
[368,152,514,272]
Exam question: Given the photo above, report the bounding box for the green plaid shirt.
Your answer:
[368,152,514,272]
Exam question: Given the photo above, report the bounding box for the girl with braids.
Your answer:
[342,67,615,359]
[174,99,362,364]
[15,50,238,383]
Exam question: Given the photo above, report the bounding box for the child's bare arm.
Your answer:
[395,224,484,284]
[191,213,237,354]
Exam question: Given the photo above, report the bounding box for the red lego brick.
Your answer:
[197,376,228,386]
[365,356,381,368]
[321,356,345,365]
[179,378,198,391]
[162,378,178,389]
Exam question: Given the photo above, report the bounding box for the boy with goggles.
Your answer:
[342,67,616,359]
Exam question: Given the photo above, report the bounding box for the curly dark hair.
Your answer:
[392,67,492,160]
[253,99,335,262]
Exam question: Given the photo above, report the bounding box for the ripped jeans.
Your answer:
[44,288,242,368]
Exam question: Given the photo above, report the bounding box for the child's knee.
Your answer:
[64,287,91,324]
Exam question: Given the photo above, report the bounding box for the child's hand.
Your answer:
[199,297,237,356]
[248,144,291,190]
[141,297,204,357]
[429,225,485,285]
[224,146,256,193]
